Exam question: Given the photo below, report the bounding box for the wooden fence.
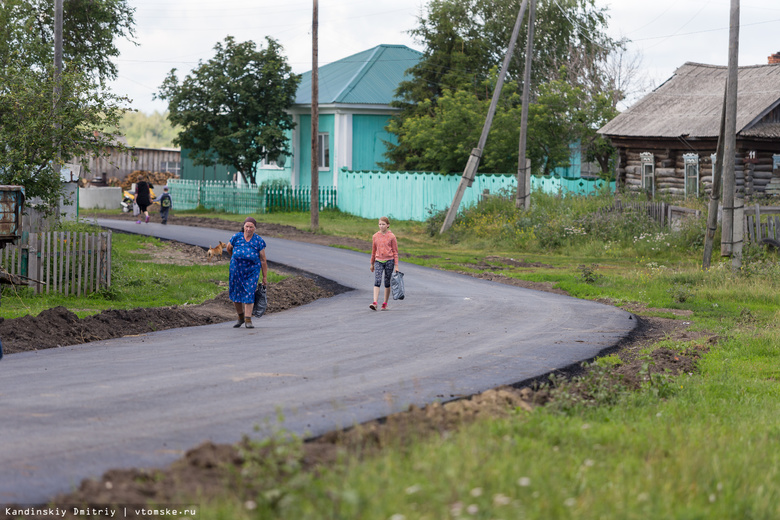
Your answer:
[0,231,112,295]
[598,200,702,228]
[744,205,780,245]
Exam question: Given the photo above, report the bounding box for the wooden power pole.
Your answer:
[310,0,320,231]
[516,0,535,210]
[703,0,740,269]
[439,0,529,234]
[721,0,742,268]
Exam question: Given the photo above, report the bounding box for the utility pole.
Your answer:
[54,0,63,131]
[516,0,535,210]
[439,0,529,234]
[310,0,319,231]
[721,0,742,268]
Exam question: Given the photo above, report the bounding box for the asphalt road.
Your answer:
[0,219,636,504]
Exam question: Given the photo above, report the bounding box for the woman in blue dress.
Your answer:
[226,217,268,328]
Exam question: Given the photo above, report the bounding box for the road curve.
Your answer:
[0,219,636,503]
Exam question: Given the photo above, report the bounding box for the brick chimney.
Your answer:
[769,52,780,64]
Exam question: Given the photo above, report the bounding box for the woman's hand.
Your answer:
[369,263,374,272]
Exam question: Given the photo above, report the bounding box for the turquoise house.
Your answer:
[180,44,422,187]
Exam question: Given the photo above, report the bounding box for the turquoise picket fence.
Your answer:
[337,169,614,221]
[168,172,612,221]
[166,179,337,214]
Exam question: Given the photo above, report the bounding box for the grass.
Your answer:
[26,197,780,517]
[0,228,286,319]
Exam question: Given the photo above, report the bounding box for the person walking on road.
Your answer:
[227,217,268,328]
[135,176,153,224]
[157,186,172,225]
[369,216,399,311]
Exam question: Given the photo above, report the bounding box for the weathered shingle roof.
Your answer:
[598,62,780,139]
[295,44,422,106]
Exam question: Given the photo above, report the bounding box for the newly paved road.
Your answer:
[0,219,636,504]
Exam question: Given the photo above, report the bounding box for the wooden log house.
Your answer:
[598,57,780,199]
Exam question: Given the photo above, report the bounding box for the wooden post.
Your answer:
[310,0,320,231]
[516,0,535,210]
[721,0,740,260]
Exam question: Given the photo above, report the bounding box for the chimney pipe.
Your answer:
[769,51,780,64]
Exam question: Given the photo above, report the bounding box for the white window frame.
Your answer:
[318,133,330,171]
[260,148,285,170]
[640,152,655,198]
[160,161,181,176]
[683,153,699,197]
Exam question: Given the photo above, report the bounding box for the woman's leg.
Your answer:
[232,301,244,328]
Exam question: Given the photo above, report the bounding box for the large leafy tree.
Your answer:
[0,63,127,210]
[157,36,300,185]
[0,0,136,83]
[0,0,134,212]
[384,0,621,175]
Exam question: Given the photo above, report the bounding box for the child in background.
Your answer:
[369,216,399,311]
[158,186,172,225]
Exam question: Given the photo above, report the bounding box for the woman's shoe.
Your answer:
[233,314,244,328]
[245,318,254,329]
[381,302,388,310]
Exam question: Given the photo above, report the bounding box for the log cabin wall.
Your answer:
[615,140,780,199]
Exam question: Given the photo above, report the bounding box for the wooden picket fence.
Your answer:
[596,200,702,228]
[0,231,112,295]
[744,205,780,245]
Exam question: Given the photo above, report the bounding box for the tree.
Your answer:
[118,111,180,148]
[383,0,622,175]
[157,36,300,185]
[0,62,127,211]
[0,0,136,83]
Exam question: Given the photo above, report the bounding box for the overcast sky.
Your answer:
[107,0,780,115]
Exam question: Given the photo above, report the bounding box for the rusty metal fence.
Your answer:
[0,231,112,295]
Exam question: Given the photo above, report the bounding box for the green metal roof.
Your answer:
[295,44,422,106]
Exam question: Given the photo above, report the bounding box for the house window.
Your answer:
[260,149,286,169]
[160,161,180,176]
[683,153,699,197]
[640,152,655,197]
[773,154,780,171]
[318,133,330,170]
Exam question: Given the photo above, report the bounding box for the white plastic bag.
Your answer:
[391,271,405,300]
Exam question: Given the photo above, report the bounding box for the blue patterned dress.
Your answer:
[228,232,266,303]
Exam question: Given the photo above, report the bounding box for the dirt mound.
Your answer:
[0,277,336,355]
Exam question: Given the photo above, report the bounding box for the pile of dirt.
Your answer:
[0,277,337,354]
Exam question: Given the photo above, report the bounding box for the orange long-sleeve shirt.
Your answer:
[371,230,399,265]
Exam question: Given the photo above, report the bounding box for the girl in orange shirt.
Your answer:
[369,216,399,310]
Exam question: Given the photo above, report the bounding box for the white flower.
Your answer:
[244,500,257,511]
[493,493,512,506]
[564,498,577,507]
[470,487,483,497]
[517,477,531,487]
[466,504,479,514]
[405,484,421,495]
